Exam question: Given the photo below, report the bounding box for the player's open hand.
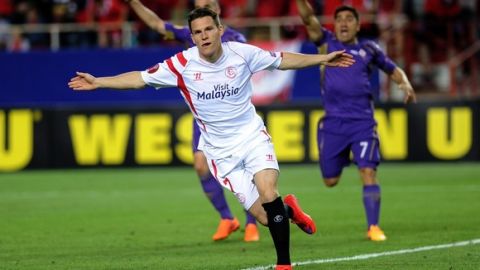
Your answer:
[324,50,355,67]
[399,83,417,104]
[68,72,98,91]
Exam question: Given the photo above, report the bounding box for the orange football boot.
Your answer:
[212,217,240,241]
[244,223,260,242]
[367,225,387,241]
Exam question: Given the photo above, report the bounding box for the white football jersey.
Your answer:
[141,42,282,159]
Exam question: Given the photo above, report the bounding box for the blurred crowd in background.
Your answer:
[0,0,478,96]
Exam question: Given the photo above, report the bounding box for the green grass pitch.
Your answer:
[1,163,479,269]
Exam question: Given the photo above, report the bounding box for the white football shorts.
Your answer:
[207,138,279,210]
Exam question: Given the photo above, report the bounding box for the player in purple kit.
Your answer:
[125,0,256,242]
[295,0,416,241]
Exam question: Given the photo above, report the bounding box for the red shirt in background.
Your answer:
[77,0,127,24]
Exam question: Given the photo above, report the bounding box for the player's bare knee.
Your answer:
[253,169,279,202]
[323,177,339,187]
[359,167,377,185]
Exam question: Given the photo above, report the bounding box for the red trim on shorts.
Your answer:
[165,58,198,115]
[200,121,207,132]
[261,129,272,139]
[211,160,218,180]
[223,177,234,192]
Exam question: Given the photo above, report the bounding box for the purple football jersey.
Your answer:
[164,22,247,47]
[315,28,396,119]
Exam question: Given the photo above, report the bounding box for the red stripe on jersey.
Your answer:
[176,52,187,67]
[166,58,198,115]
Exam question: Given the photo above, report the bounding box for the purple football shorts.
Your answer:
[317,116,380,178]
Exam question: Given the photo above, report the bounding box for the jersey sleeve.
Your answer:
[141,51,190,89]
[164,22,193,45]
[314,28,334,47]
[140,62,177,89]
[363,41,397,74]
[229,42,282,73]
[140,57,182,89]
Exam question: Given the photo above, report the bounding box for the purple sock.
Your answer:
[245,210,257,225]
[200,174,233,219]
[363,184,381,227]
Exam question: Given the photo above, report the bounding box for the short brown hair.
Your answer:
[187,7,221,32]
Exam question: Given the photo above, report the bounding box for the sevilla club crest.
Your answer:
[225,66,237,79]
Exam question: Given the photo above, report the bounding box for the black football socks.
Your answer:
[262,196,291,265]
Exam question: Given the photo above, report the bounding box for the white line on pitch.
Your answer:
[240,238,480,270]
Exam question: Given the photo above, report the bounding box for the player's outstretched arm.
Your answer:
[68,71,145,91]
[125,0,167,35]
[278,50,355,70]
[390,67,417,104]
[295,0,323,42]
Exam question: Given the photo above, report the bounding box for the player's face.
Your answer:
[194,0,220,14]
[334,10,360,44]
[190,16,224,62]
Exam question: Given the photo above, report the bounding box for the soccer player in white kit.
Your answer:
[68,8,354,270]
[125,0,256,242]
